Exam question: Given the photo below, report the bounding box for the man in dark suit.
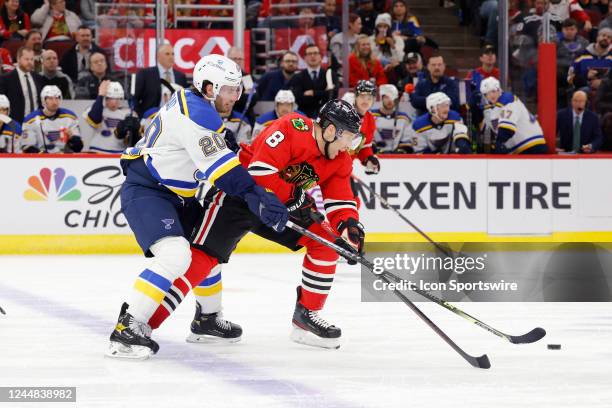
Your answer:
[289,44,338,118]
[60,25,107,82]
[0,47,43,123]
[557,90,603,153]
[133,44,188,118]
[256,51,298,101]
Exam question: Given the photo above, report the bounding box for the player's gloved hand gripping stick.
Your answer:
[286,220,547,368]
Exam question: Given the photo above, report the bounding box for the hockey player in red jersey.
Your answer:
[148,100,365,349]
[349,80,380,175]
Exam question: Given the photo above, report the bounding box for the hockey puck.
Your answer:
[0,306,5,315]
[547,344,561,350]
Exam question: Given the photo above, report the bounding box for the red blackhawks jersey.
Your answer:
[239,112,358,230]
[353,110,375,163]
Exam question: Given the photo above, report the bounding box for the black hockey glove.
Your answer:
[285,186,324,227]
[336,217,365,265]
[115,115,141,147]
[363,155,380,175]
[224,128,240,154]
[64,136,83,153]
[244,185,288,232]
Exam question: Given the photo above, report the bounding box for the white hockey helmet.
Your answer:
[379,84,399,102]
[274,89,295,105]
[0,94,9,112]
[426,92,451,116]
[480,76,502,96]
[192,54,243,100]
[41,85,62,109]
[106,82,124,99]
[341,91,356,107]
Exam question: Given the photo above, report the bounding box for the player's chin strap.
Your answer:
[322,127,343,160]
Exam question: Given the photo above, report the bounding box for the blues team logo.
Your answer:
[161,219,175,230]
[291,118,309,132]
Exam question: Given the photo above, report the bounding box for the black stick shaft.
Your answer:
[286,221,490,369]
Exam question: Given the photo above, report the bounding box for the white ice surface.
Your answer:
[0,254,610,408]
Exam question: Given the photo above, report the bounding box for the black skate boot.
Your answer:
[186,301,242,343]
[291,286,341,349]
[106,303,159,360]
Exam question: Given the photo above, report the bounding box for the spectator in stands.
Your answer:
[21,1,44,17]
[255,50,298,101]
[0,47,43,123]
[393,52,425,93]
[31,0,81,43]
[599,2,612,30]
[252,89,301,139]
[79,0,95,28]
[466,44,499,128]
[349,34,388,87]
[556,90,602,153]
[24,29,43,73]
[391,0,437,54]
[133,43,188,117]
[75,52,110,99]
[0,94,22,153]
[549,0,593,32]
[60,25,106,82]
[0,0,31,41]
[597,68,612,117]
[227,47,257,124]
[316,0,341,40]
[329,13,362,72]
[567,27,612,88]
[369,13,404,70]
[20,85,82,153]
[357,0,378,36]
[0,47,14,73]
[41,49,73,99]
[289,44,339,118]
[557,18,589,105]
[410,54,459,115]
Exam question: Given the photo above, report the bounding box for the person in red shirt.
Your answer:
[0,0,31,40]
[147,100,365,350]
[349,34,388,88]
[350,79,380,174]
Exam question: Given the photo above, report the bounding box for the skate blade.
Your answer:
[186,333,242,344]
[290,326,341,349]
[105,341,154,360]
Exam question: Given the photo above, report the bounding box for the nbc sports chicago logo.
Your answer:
[24,167,81,201]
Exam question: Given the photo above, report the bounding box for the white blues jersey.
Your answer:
[370,108,415,153]
[122,88,240,198]
[412,110,469,154]
[85,96,130,153]
[0,118,22,153]
[483,92,545,154]
[140,107,159,134]
[223,111,252,144]
[20,108,80,153]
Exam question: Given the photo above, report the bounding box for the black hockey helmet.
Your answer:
[355,79,376,96]
[316,99,362,159]
[316,99,361,135]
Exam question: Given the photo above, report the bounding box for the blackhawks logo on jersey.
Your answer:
[291,118,309,131]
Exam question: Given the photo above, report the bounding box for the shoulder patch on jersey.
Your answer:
[290,117,310,131]
[180,89,224,133]
[23,110,44,124]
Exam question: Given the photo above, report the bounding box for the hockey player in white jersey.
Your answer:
[479,77,547,154]
[0,94,22,153]
[412,92,471,154]
[107,54,288,360]
[84,81,131,154]
[372,84,415,153]
[20,85,82,153]
[251,89,300,139]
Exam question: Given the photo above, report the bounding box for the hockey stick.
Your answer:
[286,220,491,369]
[297,219,546,346]
[351,174,459,259]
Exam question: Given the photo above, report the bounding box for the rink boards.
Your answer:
[1,154,612,254]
